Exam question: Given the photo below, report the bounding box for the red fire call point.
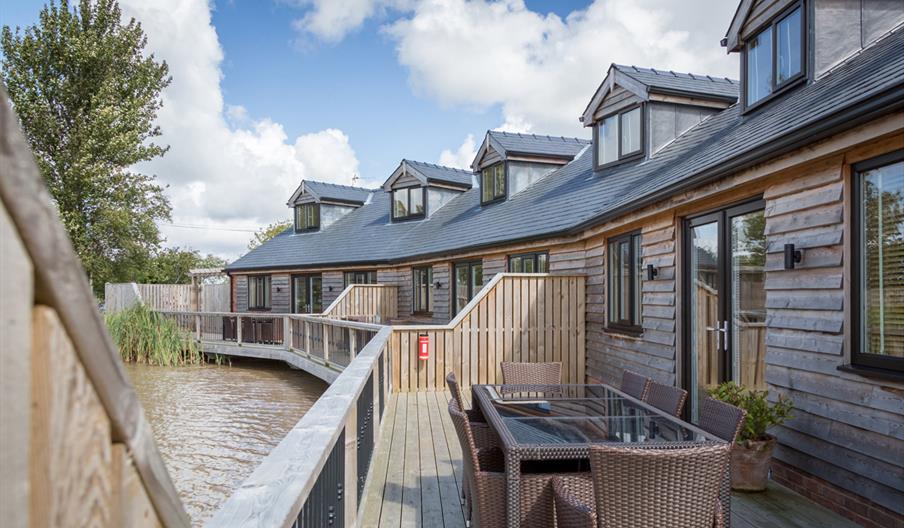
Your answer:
[418,334,429,361]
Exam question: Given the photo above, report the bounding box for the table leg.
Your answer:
[505,452,521,528]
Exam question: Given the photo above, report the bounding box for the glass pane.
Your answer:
[494,164,506,199]
[621,108,642,155]
[599,115,618,165]
[538,253,548,273]
[608,242,618,322]
[510,257,522,273]
[619,241,630,321]
[776,7,802,85]
[311,277,322,313]
[523,258,535,273]
[689,221,720,421]
[471,264,483,296]
[411,188,424,215]
[731,210,767,391]
[456,265,469,313]
[394,189,408,217]
[293,276,309,313]
[747,27,773,105]
[861,160,904,359]
[295,206,302,229]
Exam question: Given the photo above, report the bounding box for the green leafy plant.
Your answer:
[708,381,793,443]
[105,304,202,366]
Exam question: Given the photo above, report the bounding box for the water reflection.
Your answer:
[125,359,326,526]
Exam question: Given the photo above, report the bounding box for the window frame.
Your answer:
[247,274,272,311]
[593,103,645,171]
[412,266,433,315]
[850,149,904,374]
[507,251,550,273]
[391,186,427,222]
[742,1,807,112]
[480,162,507,205]
[606,231,643,335]
[343,270,378,289]
[294,203,321,232]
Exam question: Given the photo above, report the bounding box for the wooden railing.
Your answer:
[207,326,392,527]
[321,284,398,323]
[157,311,382,374]
[391,273,586,392]
[0,90,189,527]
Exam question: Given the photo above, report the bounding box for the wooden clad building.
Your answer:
[227,1,904,524]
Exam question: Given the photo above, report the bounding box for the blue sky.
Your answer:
[2,0,738,259]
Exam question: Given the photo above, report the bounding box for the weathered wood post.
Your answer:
[195,314,201,342]
[236,315,243,344]
[304,320,312,355]
[283,316,291,349]
[349,329,357,360]
[323,322,331,364]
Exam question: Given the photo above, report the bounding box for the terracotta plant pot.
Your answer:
[730,436,776,491]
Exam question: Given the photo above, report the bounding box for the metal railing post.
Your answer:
[349,329,357,360]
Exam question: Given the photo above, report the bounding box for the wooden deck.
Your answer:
[361,393,860,528]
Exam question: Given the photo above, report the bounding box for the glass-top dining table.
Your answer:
[471,383,728,528]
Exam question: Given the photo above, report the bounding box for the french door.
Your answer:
[453,261,483,315]
[684,200,767,420]
[292,274,323,314]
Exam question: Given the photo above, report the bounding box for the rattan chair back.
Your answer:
[446,371,467,413]
[500,361,562,385]
[643,381,688,417]
[699,397,747,443]
[588,444,730,528]
[620,370,652,400]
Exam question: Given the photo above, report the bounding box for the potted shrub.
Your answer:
[708,382,793,491]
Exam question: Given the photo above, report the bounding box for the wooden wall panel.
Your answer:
[389,274,586,392]
[321,271,344,308]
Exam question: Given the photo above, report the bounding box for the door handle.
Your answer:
[705,321,729,351]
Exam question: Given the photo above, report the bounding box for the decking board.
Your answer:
[360,393,858,528]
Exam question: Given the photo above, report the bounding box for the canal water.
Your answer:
[125,359,327,526]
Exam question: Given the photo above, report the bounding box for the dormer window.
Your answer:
[745,3,804,108]
[481,163,506,204]
[595,105,643,169]
[392,186,425,221]
[294,203,320,232]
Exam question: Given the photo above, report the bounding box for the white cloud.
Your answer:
[383,0,739,136]
[438,133,477,169]
[289,0,414,43]
[118,0,363,260]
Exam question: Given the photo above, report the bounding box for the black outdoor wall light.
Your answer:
[784,243,803,269]
[434,281,443,289]
[646,264,658,281]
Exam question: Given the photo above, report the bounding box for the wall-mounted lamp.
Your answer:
[434,281,443,289]
[328,286,334,292]
[276,287,282,293]
[784,243,803,270]
[646,264,658,281]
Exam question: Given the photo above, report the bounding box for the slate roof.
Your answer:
[488,130,591,159]
[613,64,739,101]
[287,180,374,206]
[228,28,904,271]
[404,159,473,188]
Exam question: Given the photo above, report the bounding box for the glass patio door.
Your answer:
[685,200,766,419]
[292,274,322,314]
[454,261,483,314]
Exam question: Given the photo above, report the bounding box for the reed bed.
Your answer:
[105,304,203,366]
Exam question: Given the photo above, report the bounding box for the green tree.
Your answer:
[137,247,227,284]
[2,0,172,296]
[248,220,292,250]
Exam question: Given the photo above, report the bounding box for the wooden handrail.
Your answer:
[0,89,189,526]
[206,326,392,527]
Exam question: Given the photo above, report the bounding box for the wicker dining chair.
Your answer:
[643,381,688,417]
[553,443,731,528]
[500,361,562,385]
[619,370,651,401]
[448,399,592,528]
[698,396,747,528]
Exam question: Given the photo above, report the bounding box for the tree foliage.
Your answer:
[2,0,172,295]
[248,219,292,250]
[136,247,226,285]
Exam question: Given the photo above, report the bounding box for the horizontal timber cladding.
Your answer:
[431,263,451,323]
[762,155,903,516]
[390,274,586,392]
[234,275,248,312]
[271,274,290,313]
[322,271,344,308]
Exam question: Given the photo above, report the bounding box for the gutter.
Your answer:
[227,82,904,274]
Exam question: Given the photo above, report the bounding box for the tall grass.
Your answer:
[105,304,203,366]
